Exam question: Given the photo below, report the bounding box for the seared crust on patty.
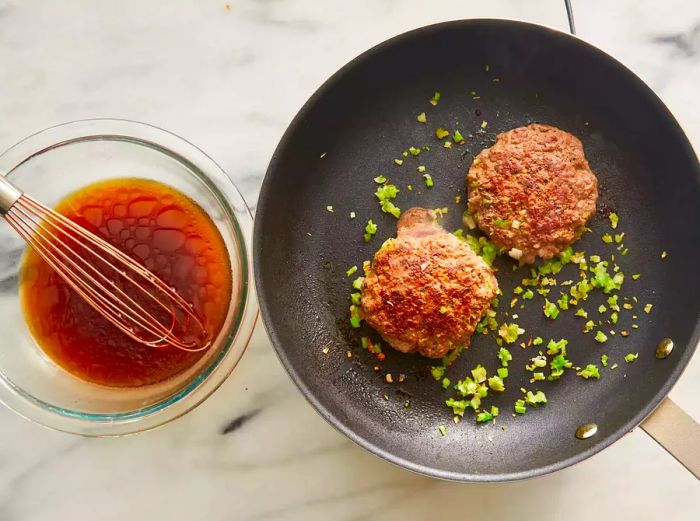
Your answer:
[361,208,498,358]
[467,124,598,263]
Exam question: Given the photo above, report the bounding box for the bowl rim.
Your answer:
[0,118,258,436]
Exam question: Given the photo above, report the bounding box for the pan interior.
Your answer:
[255,20,700,481]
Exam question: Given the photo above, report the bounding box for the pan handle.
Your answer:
[640,397,700,480]
[563,0,577,35]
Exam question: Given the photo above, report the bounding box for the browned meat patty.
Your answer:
[467,123,598,263]
[361,208,498,358]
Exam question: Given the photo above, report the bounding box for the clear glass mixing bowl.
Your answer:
[0,119,257,435]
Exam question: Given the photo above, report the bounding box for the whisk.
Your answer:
[0,176,210,352]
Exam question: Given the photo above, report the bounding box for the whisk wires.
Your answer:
[6,194,210,352]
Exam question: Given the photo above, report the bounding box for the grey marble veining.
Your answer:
[0,1,698,520]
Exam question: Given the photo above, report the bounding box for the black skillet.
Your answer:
[254,19,700,481]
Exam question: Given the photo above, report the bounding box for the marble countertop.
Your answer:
[0,1,698,519]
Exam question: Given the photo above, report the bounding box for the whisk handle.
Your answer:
[0,176,22,215]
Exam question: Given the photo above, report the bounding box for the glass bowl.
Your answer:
[0,119,257,435]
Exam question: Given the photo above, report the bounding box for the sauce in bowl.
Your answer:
[20,178,232,387]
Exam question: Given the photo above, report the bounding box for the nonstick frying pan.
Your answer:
[254,19,700,481]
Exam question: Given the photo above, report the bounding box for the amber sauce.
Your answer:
[20,178,232,387]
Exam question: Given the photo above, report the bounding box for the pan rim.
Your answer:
[254,18,700,482]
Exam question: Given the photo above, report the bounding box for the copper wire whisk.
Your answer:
[0,177,210,352]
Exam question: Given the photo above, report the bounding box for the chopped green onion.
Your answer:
[424,173,434,187]
[352,276,364,290]
[442,377,451,389]
[481,120,488,129]
[373,175,387,184]
[602,233,613,244]
[417,165,426,173]
[488,375,505,392]
[346,266,358,277]
[445,398,469,416]
[539,259,563,276]
[453,130,464,143]
[417,112,427,123]
[326,205,334,212]
[625,353,639,363]
[493,218,510,228]
[583,320,595,333]
[522,289,534,300]
[430,91,441,106]
[409,146,421,156]
[609,212,619,229]
[610,312,618,324]
[546,338,568,356]
[607,295,620,312]
[438,425,447,436]
[557,294,569,310]
[497,347,513,367]
[525,390,547,406]
[575,308,588,318]
[514,400,527,415]
[349,306,361,328]
[532,337,544,346]
[435,127,450,139]
[549,354,572,380]
[443,141,452,148]
[475,237,503,266]
[431,366,446,381]
[614,233,625,243]
[601,354,609,367]
[476,411,493,423]
[559,247,574,264]
[394,159,403,166]
[363,220,377,242]
[577,364,601,379]
[594,331,608,343]
[590,261,624,294]
[644,303,653,314]
[632,273,641,280]
[661,251,668,259]
[527,355,547,369]
[375,184,401,218]
[471,364,487,383]
[598,304,607,313]
[439,306,448,314]
[543,299,560,319]
[497,367,509,379]
[498,323,524,344]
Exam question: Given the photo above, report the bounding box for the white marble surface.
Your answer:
[0,1,698,519]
